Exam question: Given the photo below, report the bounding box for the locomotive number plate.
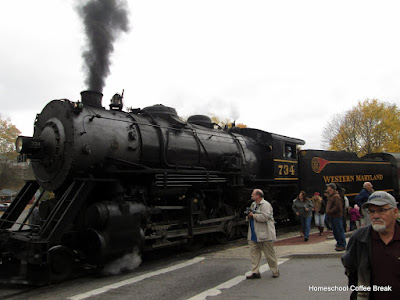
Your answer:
[274,159,298,181]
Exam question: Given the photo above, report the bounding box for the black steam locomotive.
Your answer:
[0,91,399,284]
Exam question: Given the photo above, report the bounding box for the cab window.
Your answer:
[284,144,296,159]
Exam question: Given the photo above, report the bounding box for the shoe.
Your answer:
[246,273,261,279]
[272,272,280,278]
[335,246,345,251]
[304,237,308,242]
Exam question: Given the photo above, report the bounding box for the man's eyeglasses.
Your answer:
[367,207,394,215]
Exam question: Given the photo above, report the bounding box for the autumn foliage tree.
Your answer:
[0,115,23,190]
[322,99,400,156]
[210,116,247,129]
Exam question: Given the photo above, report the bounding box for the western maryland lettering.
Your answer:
[323,174,384,183]
[308,157,393,196]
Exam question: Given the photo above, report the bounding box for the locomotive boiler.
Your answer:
[0,91,305,284]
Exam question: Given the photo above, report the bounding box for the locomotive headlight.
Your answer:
[15,136,43,155]
[16,136,24,153]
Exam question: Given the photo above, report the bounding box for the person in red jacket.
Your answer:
[349,204,361,231]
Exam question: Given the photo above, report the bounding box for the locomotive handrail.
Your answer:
[106,157,208,171]
[0,181,39,230]
[198,215,236,225]
[136,108,222,170]
[139,109,175,169]
[72,177,118,182]
[38,181,92,242]
[18,188,45,231]
[186,125,217,169]
[0,218,41,230]
[155,173,227,187]
[227,132,246,166]
[109,169,243,176]
[79,106,248,145]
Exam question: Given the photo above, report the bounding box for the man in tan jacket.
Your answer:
[246,189,280,279]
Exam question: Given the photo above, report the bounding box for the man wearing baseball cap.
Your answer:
[342,191,400,300]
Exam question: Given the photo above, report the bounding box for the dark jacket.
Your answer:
[342,220,400,300]
[355,188,372,208]
[342,225,372,300]
[326,192,343,218]
[292,199,314,218]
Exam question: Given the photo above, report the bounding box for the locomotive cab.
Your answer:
[271,134,304,182]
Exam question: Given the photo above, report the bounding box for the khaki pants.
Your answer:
[249,240,279,274]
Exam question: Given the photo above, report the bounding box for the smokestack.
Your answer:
[81,90,103,107]
[77,0,130,92]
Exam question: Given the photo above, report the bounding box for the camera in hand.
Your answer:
[244,207,252,215]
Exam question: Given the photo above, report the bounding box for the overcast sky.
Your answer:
[1,0,400,149]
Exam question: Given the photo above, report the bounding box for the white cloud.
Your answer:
[1,0,400,150]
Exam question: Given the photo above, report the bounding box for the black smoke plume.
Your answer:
[77,0,130,92]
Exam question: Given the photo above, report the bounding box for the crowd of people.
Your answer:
[246,182,400,300]
[245,183,399,299]
[290,182,371,251]
[244,182,372,280]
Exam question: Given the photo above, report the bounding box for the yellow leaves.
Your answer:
[210,116,247,129]
[235,123,247,128]
[0,115,21,155]
[324,99,400,156]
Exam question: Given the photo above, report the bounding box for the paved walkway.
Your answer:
[206,228,351,259]
[201,228,353,299]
